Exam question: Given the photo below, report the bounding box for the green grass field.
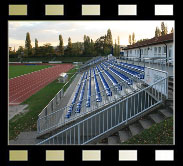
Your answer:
[9,67,78,140]
[9,65,52,79]
[122,117,173,144]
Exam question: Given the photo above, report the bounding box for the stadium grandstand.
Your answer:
[36,55,170,145]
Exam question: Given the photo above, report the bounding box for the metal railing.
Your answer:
[38,72,78,119]
[37,76,168,145]
[37,65,144,135]
[119,57,174,76]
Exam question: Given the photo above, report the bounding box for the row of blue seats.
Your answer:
[86,69,91,107]
[119,62,145,72]
[65,72,86,118]
[96,65,112,96]
[93,68,102,102]
[100,63,122,91]
[103,62,133,85]
[106,61,144,79]
[75,72,88,113]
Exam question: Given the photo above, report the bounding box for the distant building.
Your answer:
[123,33,174,61]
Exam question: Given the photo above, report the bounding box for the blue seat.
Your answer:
[93,68,102,102]
[86,69,91,107]
[100,63,122,91]
[96,65,112,96]
[109,67,133,85]
[75,72,88,113]
[65,72,86,118]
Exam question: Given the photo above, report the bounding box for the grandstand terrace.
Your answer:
[37,56,147,138]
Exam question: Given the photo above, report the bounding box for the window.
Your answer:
[141,49,143,55]
[144,48,148,55]
[158,47,161,54]
[130,50,132,54]
[135,50,136,54]
[154,47,157,54]
[163,46,166,54]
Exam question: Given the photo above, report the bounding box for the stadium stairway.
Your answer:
[95,77,174,145]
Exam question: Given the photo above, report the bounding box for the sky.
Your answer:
[9,21,174,51]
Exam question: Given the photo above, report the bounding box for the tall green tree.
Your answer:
[25,32,32,49]
[114,39,117,56]
[59,34,64,55]
[34,38,39,56]
[132,32,136,44]
[171,27,174,33]
[117,36,120,57]
[25,32,32,56]
[161,22,168,36]
[83,35,91,55]
[155,27,161,37]
[35,38,38,48]
[106,29,113,47]
[65,37,72,55]
[129,34,132,45]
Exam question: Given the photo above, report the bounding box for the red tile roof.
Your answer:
[124,33,173,50]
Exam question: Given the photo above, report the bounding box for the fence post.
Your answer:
[78,124,80,144]
[126,99,128,124]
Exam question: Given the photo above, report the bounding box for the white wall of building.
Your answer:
[124,42,174,61]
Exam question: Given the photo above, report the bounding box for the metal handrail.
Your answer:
[37,75,168,145]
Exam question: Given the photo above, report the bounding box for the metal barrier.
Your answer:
[37,76,168,145]
[37,72,78,119]
[119,57,173,76]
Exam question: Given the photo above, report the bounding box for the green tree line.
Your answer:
[9,29,121,58]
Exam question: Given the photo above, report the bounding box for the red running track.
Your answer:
[9,64,73,105]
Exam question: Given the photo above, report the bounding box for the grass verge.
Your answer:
[122,117,173,144]
[9,65,52,79]
[9,67,78,140]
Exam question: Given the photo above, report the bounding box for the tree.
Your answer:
[35,38,38,49]
[171,27,174,33]
[25,32,32,49]
[39,43,55,57]
[155,27,161,37]
[25,32,32,56]
[114,39,117,56]
[65,37,73,55]
[132,32,136,44]
[34,38,39,56]
[59,34,64,55]
[106,29,113,47]
[72,42,83,56]
[161,22,168,36]
[117,36,120,57]
[129,35,132,45]
[83,35,91,55]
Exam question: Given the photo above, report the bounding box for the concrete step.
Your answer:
[168,86,173,91]
[158,109,173,118]
[138,118,154,130]
[108,135,120,144]
[148,113,165,123]
[129,123,144,136]
[165,99,173,106]
[168,90,173,99]
[118,130,132,143]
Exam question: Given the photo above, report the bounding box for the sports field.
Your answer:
[9,65,52,79]
[9,64,73,105]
